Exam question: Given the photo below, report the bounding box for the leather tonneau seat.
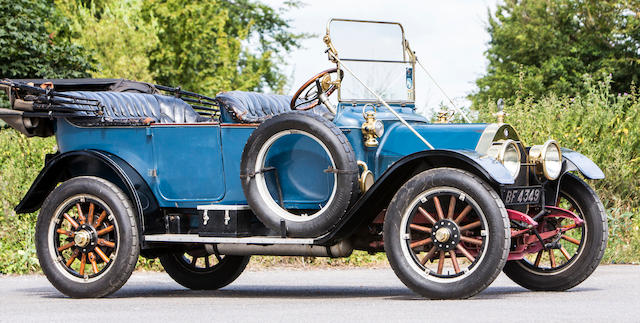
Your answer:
[65,91,206,123]
[216,91,330,123]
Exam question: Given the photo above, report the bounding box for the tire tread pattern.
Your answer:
[385,168,510,299]
[36,176,139,298]
[241,111,359,237]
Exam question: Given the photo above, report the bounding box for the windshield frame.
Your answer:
[324,18,416,104]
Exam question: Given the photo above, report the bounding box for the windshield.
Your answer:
[327,19,415,103]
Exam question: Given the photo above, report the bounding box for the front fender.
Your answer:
[316,149,515,244]
[15,150,162,235]
[445,150,516,185]
[561,148,604,180]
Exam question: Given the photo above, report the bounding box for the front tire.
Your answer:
[35,176,139,298]
[384,168,510,299]
[160,249,250,290]
[503,174,607,291]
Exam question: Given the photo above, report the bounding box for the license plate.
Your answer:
[501,186,542,206]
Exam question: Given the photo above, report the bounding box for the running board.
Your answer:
[143,234,315,245]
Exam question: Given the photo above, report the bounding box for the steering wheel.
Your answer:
[290,68,342,113]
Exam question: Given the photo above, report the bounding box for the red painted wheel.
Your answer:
[503,174,607,291]
[521,194,585,270]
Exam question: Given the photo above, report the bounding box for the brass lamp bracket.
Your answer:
[361,104,379,147]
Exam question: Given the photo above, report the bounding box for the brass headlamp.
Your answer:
[486,139,521,178]
[529,140,562,180]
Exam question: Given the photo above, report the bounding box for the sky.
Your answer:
[263,0,500,116]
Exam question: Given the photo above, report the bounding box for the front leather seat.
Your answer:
[216,91,330,123]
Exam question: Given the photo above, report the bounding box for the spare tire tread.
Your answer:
[240,111,359,237]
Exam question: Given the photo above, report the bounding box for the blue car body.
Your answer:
[54,102,488,209]
[3,80,604,246]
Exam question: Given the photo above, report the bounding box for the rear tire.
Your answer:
[384,168,510,299]
[160,249,250,290]
[503,174,607,291]
[35,176,139,298]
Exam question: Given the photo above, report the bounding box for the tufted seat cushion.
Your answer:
[65,91,207,123]
[215,91,330,123]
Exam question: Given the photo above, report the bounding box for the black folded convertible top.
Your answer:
[12,78,158,94]
[0,78,220,137]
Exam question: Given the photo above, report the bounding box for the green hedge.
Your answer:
[0,130,55,273]
[478,76,640,263]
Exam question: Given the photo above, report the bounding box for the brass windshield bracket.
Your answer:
[323,35,339,63]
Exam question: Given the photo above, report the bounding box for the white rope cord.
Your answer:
[415,58,472,123]
[329,51,434,150]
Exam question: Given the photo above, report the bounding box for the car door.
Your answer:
[151,124,225,205]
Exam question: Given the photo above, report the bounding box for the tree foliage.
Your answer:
[472,0,640,106]
[1,0,303,96]
[55,0,158,82]
[0,0,94,79]
[142,0,305,95]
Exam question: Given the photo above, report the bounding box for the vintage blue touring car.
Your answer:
[0,19,607,299]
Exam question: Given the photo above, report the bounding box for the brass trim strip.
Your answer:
[220,123,260,128]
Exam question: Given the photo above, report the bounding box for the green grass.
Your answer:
[602,205,640,263]
[0,130,56,274]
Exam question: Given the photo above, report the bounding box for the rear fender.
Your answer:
[15,150,163,238]
[316,149,514,244]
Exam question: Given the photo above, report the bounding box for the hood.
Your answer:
[374,122,522,176]
[379,122,489,156]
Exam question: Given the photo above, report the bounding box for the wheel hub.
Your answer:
[74,223,99,253]
[435,228,451,242]
[431,219,461,251]
[74,230,92,248]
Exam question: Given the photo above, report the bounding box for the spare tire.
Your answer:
[241,111,359,237]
